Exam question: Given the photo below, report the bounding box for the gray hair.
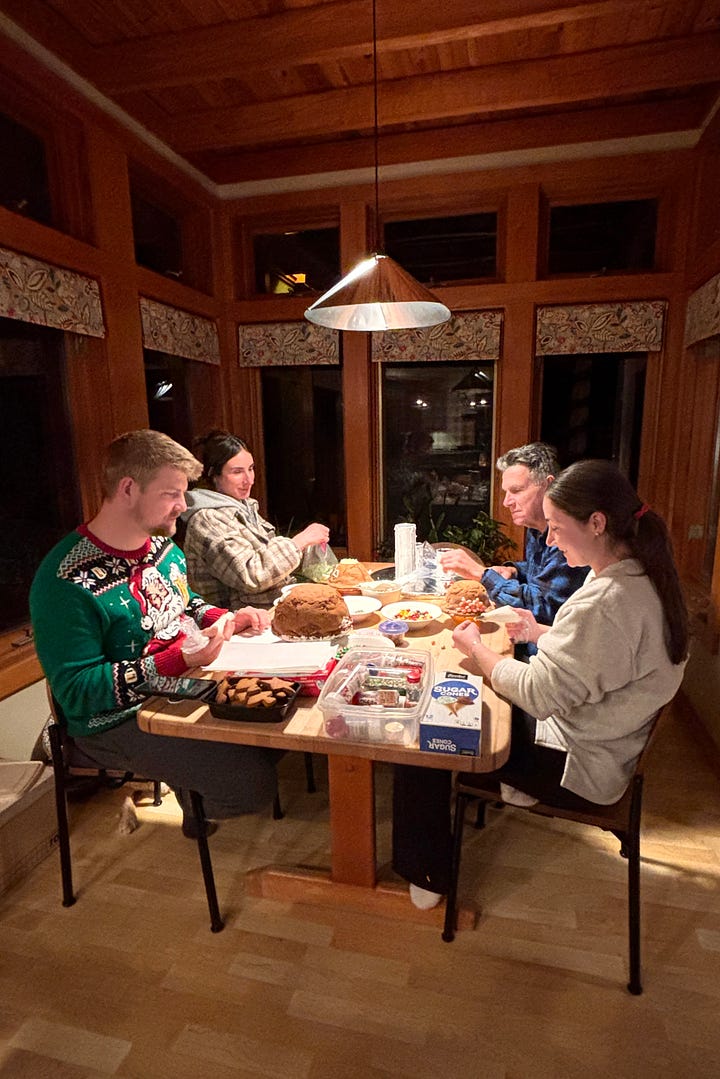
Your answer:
[496,442,559,484]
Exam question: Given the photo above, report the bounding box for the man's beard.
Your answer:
[151,519,177,537]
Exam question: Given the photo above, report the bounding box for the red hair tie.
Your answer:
[634,503,650,520]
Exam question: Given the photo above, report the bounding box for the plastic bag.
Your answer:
[399,541,454,596]
[298,542,338,583]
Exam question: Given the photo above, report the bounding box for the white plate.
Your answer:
[342,595,382,623]
[380,600,444,630]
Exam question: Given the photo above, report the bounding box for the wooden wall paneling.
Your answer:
[227,148,690,223]
[63,334,115,520]
[43,114,94,244]
[134,268,219,318]
[0,206,106,279]
[231,369,267,510]
[688,104,720,287]
[643,297,693,552]
[673,345,720,582]
[429,271,680,313]
[504,183,541,283]
[688,152,720,289]
[493,297,536,556]
[340,200,373,561]
[210,204,267,504]
[84,125,148,438]
[185,362,223,447]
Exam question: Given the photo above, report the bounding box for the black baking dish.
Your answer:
[207,681,301,723]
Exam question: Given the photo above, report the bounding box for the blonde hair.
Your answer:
[101,430,202,497]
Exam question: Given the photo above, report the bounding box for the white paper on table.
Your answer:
[479,605,523,625]
[202,630,336,673]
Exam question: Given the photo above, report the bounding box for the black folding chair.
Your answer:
[47,690,162,908]
[442,705,668,995]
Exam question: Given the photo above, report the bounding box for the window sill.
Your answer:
[0,626,43,702]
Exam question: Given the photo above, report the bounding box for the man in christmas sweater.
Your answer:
[31,429,278,836]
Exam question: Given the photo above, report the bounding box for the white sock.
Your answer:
[409,883,443,910]
[500,782,539,808]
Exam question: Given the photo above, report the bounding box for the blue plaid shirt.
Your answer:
[481,528,589,657]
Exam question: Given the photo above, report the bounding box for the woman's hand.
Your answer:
[452,619,483,657]
[292,522,330,550]
[507,609,544,645]
[452,619,503,680]
[233,606,270,635]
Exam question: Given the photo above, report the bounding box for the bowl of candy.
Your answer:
[379,601,443,633]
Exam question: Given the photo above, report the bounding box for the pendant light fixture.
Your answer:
[305,0,451,333]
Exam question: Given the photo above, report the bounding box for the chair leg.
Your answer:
[442,792,471,942]
[188,790,224,933]
[272,793,284,820]
[152,780,163,807]
[304,752,316,793]
[474,801,487,829]
[49,724,76,908]
[626,779,644,994]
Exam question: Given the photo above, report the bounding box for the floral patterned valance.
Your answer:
[372,311,502,362]
[685,273,720,347]
[0,246,104,337]
[238,321,339,366]
[140,297,220,365]
[536,301,666,355]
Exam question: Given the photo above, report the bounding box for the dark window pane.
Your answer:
[383,213,497,284]
[253,228,340,295]
[0,112,53,226]
[547,200,657,275]
[540,352,646,484]
[0,318,81,631]
[261,366,346,546]
[381,363,495,546]
[131,190,184,278]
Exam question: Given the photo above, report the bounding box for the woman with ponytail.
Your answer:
[399,460,689,909]
[453,458,688,809]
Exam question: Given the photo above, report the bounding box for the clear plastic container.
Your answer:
[317,647,433,746]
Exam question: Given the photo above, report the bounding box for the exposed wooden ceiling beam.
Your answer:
[162,33,720,152]
[86,0,667,93]
[189,95,711,184]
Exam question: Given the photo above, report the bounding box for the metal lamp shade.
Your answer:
[304,254,451,332]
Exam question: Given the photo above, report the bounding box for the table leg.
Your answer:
[328,754,376,887]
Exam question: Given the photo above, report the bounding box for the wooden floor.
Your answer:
[2,699,720,1078]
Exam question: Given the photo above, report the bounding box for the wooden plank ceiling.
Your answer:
[2,0,720,187]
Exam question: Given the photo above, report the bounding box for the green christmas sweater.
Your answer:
[30,525,223,738]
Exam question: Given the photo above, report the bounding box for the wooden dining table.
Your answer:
[137,601,512,926]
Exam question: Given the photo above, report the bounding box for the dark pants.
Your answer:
[76,717,280,821]
[392,708,600,894]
